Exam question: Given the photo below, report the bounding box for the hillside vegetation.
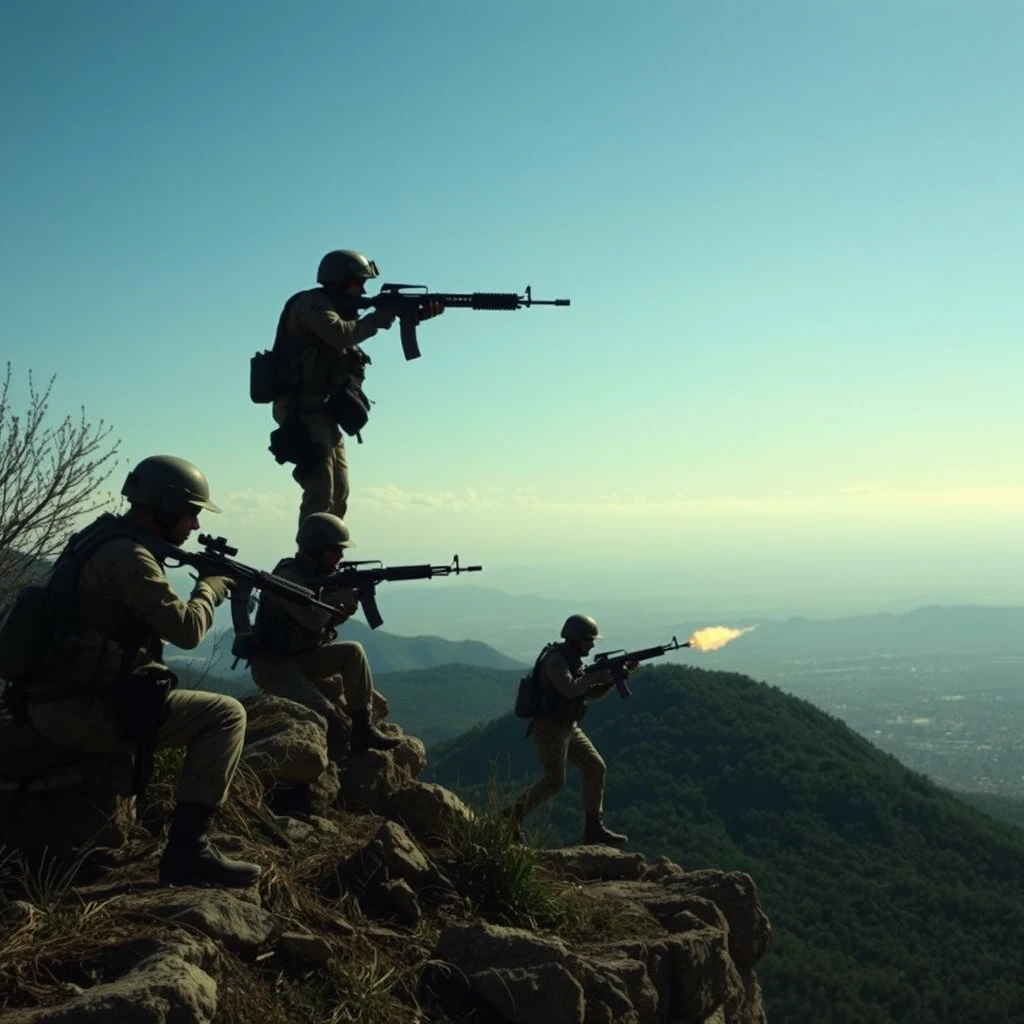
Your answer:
[430,664,1024,1023]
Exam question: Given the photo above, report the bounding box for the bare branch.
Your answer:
[0,364,122,608]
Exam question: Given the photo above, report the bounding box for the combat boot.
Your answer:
[501,803,527,844]
[583,813,628,847]
[159,802,261,888]
[350,708,401,754]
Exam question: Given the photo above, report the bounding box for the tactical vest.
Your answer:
[0,514,155,705]
[536,641,588,724]
[274,289,369,406]
[253,557,334,657]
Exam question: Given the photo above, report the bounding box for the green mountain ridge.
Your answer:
[429,663,1024,1023]
[167,619,524,676]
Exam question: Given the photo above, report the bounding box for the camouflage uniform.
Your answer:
[27,524,245,809]
[248,556,382,759]
[516,642,610,817]
[273,289,385,524]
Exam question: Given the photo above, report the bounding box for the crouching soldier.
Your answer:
[248,512,399,760]
[23,456,261,887]
[504,614,629,847]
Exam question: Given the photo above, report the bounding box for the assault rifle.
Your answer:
[349,284,570,360]
[314,555,482,629]
[150,533,345,667]
[587,636,690,699]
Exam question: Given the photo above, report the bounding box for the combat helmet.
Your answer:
[317,250,380,285]
[121,456,221,516]
[560,614,602,643]
[297,512,354,551]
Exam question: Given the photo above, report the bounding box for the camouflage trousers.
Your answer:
[249,640,376,760]
[273,404,349,524]
[518,717,606,817]
[28,688,246,808]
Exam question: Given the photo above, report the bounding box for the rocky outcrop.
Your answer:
[0,712,135,853]
[0,691,770,1024]
[432,849,769,1024]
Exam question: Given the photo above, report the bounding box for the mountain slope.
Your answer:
[376,664,519,745]
[429,664,1024,1024]
[167,619,524,678]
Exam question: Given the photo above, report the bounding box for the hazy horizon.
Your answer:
[4,1,1023,619]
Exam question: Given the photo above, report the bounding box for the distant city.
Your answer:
[769,651,1024,799]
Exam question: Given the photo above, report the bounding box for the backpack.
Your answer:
[0,516,133,689]
[249,292,305,405]
[514,644,553,719]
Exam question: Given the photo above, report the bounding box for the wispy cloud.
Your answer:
[219,490,295,526]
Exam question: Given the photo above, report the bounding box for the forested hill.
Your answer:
[429,664,1024,1024]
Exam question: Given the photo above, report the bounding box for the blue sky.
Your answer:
[2,0,1023,613]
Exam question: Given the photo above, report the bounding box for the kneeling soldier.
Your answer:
[248,512,399,760]
[505,614,628,847]
[25,455,261,887]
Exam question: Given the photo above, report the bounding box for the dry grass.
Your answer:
[0,751,651,1022]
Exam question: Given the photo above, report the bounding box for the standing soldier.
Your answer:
[267,249,443,525]
[504,614,629,847]
[248,512,400,760]
[23,456,261,887]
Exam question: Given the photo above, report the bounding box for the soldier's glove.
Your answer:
[196,575,234,606]
[417,300,445,322]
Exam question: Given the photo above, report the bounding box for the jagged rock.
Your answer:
[242,693,328,743]
[436,922,586,1024]
[380,877,422,923]
[338,735,424,813]
[538,846,647,882]
[349,820,456,902]
[116,889,275,955]
[664,871,770,969]
[670,925,740,1020]
[3,933,219,1023]
[241,695,329,786]
[386,780,474,837]
[280,930,333,966]
[584,954,658,1022]
[306,760,341,813]
[389,732,426,777]
[271,813,320,845]
[641,855,686,883]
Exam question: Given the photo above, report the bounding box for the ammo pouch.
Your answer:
[0,585,51,683]
[325,382,371,440]
[113,665,178,799]
[58,630,124,687]
[250,350,285,404]
[268,417,323,471]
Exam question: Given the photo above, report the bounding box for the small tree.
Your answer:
[0,364,121,608]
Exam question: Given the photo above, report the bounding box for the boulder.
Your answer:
[241,696,328,787]
[338,734,425,813]
[116,889,275,956]
[2,934,219,1023]
[386,781,474,838]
